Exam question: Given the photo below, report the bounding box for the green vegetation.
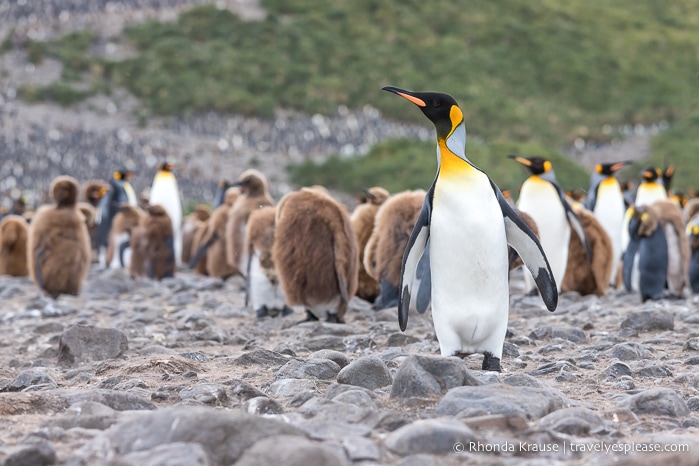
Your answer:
[9,0,699,192]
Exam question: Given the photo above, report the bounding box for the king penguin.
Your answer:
[149,162,183,266]
[620,166,669,255]
[687,219,699,294]
[623,205,668,302]
[94,170,131,266]
[509,155,591,296]
[382,86,557,371]
[584,161,630,286]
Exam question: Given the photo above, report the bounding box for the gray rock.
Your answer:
[390,355,480,398]
[0,392,70,416]
[685,355,699,365]
[302,336,346,351]
[435,383,568,420]
[235,435,346,466]
[308,350,350,368]
[297,397,372,424]
[336,356,392,390]
[620,310,674,332]
[673,373,699,389]
[1,441,56,466]
[65,389,157,411]
[244,396,283,414]
[386,333,421,347]
[635,364,672,378]
[177,384,228,406]
[227,379,267,401]
[44,401,119,431]
[267,378,319,398]
[342,435,380,461]
[234,348,292,367]
[528,360,576,377]
[385,418,477,456]
[606,342,653,361]
[57,325,129,366]
[298,419,372,441]
[4,369,57,392]
[100,407,305,465]
[529,326,586,343]
[119,442,211,466]
[502,373,543,388]
[684,337,699,351]
[604,361,633,379]
[621,387,689,417]
[687,397,699,411]
[331,390,377,410]
[537,407,606,436]
[276,358,341,380]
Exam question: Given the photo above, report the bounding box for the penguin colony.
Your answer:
[4,89,699,373]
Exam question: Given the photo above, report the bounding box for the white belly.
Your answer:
[517,181,570,292]
[248,251,288,312]
[430,174,510,358]
[594,189,625,284]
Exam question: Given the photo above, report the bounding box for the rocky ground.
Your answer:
[0,267,697,466]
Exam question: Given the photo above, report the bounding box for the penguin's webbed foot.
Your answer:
[281,306,294,317]
[326,313,345,324]
[294,310,319,325]
[482,352,502,372]
[255,306,269,319]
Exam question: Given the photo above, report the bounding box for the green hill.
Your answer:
[8,0,699,192]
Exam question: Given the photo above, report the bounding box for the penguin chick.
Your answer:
[129,204,175,280]
[225,169,274,276]
[683,198,699,224]
[245,206,292,318]
[623,206,667,302]
[364,189,425,310]
[81,179,109,208]
[651,199,690,298]
[148,162,182,266]
[273,187,359,323]
[350,186,390,302]
[181,204,211,265]
[106,204,142,269]
[562,207,614,296]
[192,187,241,279]
[0,215,29,276]
[687,220,699,294]
[27,176,92,298]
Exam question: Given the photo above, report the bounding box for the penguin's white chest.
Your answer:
[517,179,570,290]
[594,181,625,282]
[430,171,509,357]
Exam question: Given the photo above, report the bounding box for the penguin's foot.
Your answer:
[505,328,514,338]
[255,306,269,319]
[281,306,294,317]
[526,288,539,297]
[295,310,319,325]
[325,313,345,324]
[482,352,502,372]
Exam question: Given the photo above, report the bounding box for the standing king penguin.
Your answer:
[584,161,630,286]
[149,163,183,266]
[382,86,557,371]
[509,155,591,295]
[621,166,669,256]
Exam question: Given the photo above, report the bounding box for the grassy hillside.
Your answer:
[7,0,699,192]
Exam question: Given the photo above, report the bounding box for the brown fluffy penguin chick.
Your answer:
[129,205,175,280]
[245,206,292,317]
[225,170,274,275]
[683,198,699,223]
[181,204,211,264]
[363,189,425,310]
[351,187,390,302]
[27,176,91,298]
[0,215,29,276]
[508,210,540,270]
[651,199,690,297]
[273,187,358,323]
[106,204,142,268]
[192,187,241,279]
[77,202,96,229]
[562,207,614,296]
[81,179,109,207]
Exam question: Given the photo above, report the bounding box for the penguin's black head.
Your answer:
[382,86,462,140]
[508,155,552,176]
[114,170,135,180]
[640,166,661,182]
[159,163,174,172]
[596,161,631,176]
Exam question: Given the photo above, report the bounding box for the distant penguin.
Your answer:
[191,187,241,279]
[652,199,690,297]
[0,215,29,276]
[129,204,175,280]
[634,167,668,207]
[181,204,211,265]
[584,161,630,285]
[81,180,109,208]
[687,220,699,294]
[245,206,292,318]
[273,187,358,323]
[623,205,668,302]
[213,179,232,209]
[190,221,210,276]
[94,170,131,266]
[350,186,390,302]
[149,162,182,266]
[509,155,591,294]
[27,176,91,298]
[562,207,614,296]
[363,189,425,310]
[225,169,274,276]
[106,204,142,269]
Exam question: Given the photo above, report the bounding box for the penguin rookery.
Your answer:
[381,86,558,372]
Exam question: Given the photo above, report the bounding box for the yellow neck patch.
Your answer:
[438,138,474,180]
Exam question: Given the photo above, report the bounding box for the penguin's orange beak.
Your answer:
[507,155,532,167]
[381,86,426,107]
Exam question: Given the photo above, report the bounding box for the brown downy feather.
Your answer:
[225,171,274,274]
[273,187,358,320]
[683,198,699,223]
[562,207,614,296]
[651,199,690,296]
[106,204,142,266]
[0,215,29,276]
[364,190,425,288]
[181,204,212,264]
[246,206,278,282]
[351,187,390,302]
[129,205,175,280]
[199,187,240,279]
[81,179,109,207]
[27,176,91,298]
